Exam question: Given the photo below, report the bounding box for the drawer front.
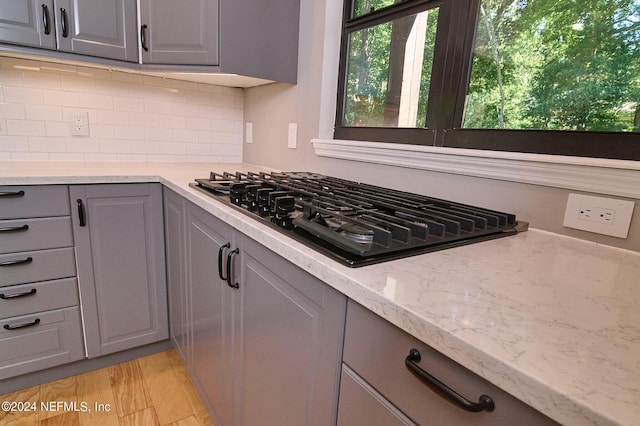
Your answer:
[0,185,70,220]
[338,364,416,426]
[0,248,76,287]
[0,307,85,380]
[343,300,558,426]
[0,217,73,254]
[0,278,79,320]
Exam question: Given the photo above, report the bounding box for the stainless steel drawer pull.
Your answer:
[0,190,25,198]
[0,257,33,267]
[0,225,29,233]
[405,348,495,413]
[3,318,41,330]
[0,288,37,299]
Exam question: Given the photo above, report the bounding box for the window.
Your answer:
[335,0,640,161]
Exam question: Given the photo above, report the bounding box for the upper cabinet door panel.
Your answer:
[140,0,219,65]
[0,0,56,49]
[56,0,138,62]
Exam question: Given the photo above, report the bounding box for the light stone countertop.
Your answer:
[2,162,639,426]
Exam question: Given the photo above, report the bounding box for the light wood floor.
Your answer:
[0,350,213,426]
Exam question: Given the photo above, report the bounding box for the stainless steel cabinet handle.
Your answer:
[0,257,33,267]
[3,318,41,330]
[0,225,29,233]
[226,248,239,289]
[0,190,25,198]
[42,4,51,35]
[0,288,37,299]
[405,348,495,413]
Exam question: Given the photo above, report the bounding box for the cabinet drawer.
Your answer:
[0,248,76,287]
[343,300,558,426]
[0,278,79,320]
[0,307,85,380]
[338,364,415,426]
[0,185,70,220]
[0,217,73,254]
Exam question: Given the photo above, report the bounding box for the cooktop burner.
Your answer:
[190,171,526,267]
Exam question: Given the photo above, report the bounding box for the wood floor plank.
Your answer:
[39,411,80,426]
[168,352,214,426]
[75,368,120,426]
[0,350,212,426]
[118,407,160,426]
[137,351,194,425]
[166,415,207,426]
[38,377,77,421]
[108,359,152,418]
[0,385,40,426]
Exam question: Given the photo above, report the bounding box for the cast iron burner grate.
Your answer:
[190,171,527,267]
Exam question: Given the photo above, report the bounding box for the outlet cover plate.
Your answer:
[563,193,635,238]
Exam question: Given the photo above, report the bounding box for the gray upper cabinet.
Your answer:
[56,0,138,62]
[139,0,219,66]
[0,0,56,49]
[0,0,137,62]
[70,183,168,358]
[0,0,299,84]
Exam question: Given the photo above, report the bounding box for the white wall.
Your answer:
[243,0,640,252]
[0,56,243,163]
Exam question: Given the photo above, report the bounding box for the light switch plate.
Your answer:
[245,122,253,144]
[287,123,297,149]
[563,193,635,238]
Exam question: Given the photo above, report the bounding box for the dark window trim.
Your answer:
[334,0,640,161]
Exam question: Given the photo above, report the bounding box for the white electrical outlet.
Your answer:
[563,193,635,238]
[70,111,89,136]
[246,122,253,144]
[287,123,297,149]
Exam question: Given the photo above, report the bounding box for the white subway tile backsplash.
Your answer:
[29,136,66,152]
[4,86,43,104]
[25,104,63,121]
[7,119,46,137]
[0,56,244,162]
[42,89,80,107]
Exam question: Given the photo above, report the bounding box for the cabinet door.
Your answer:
[55,0,137,62]
[70,184,167,358]
[164,188,190,366]
[187,203,233,426]
[235,235,347,426]
[139,0,219,65]
[0,0,56,49]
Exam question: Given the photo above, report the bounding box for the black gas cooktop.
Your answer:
[190,171,526,267]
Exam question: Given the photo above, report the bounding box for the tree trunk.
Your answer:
[481,4,506,128]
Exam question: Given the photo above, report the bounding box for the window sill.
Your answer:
[311,139,640,199]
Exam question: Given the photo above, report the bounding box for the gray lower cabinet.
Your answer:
[338,300,559,426]
[166,195,346,426]
[0,0,137,61]
[163,188,190,366]
[70,183,167,358]
[0,185,84,381]
[235,234,346,426]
